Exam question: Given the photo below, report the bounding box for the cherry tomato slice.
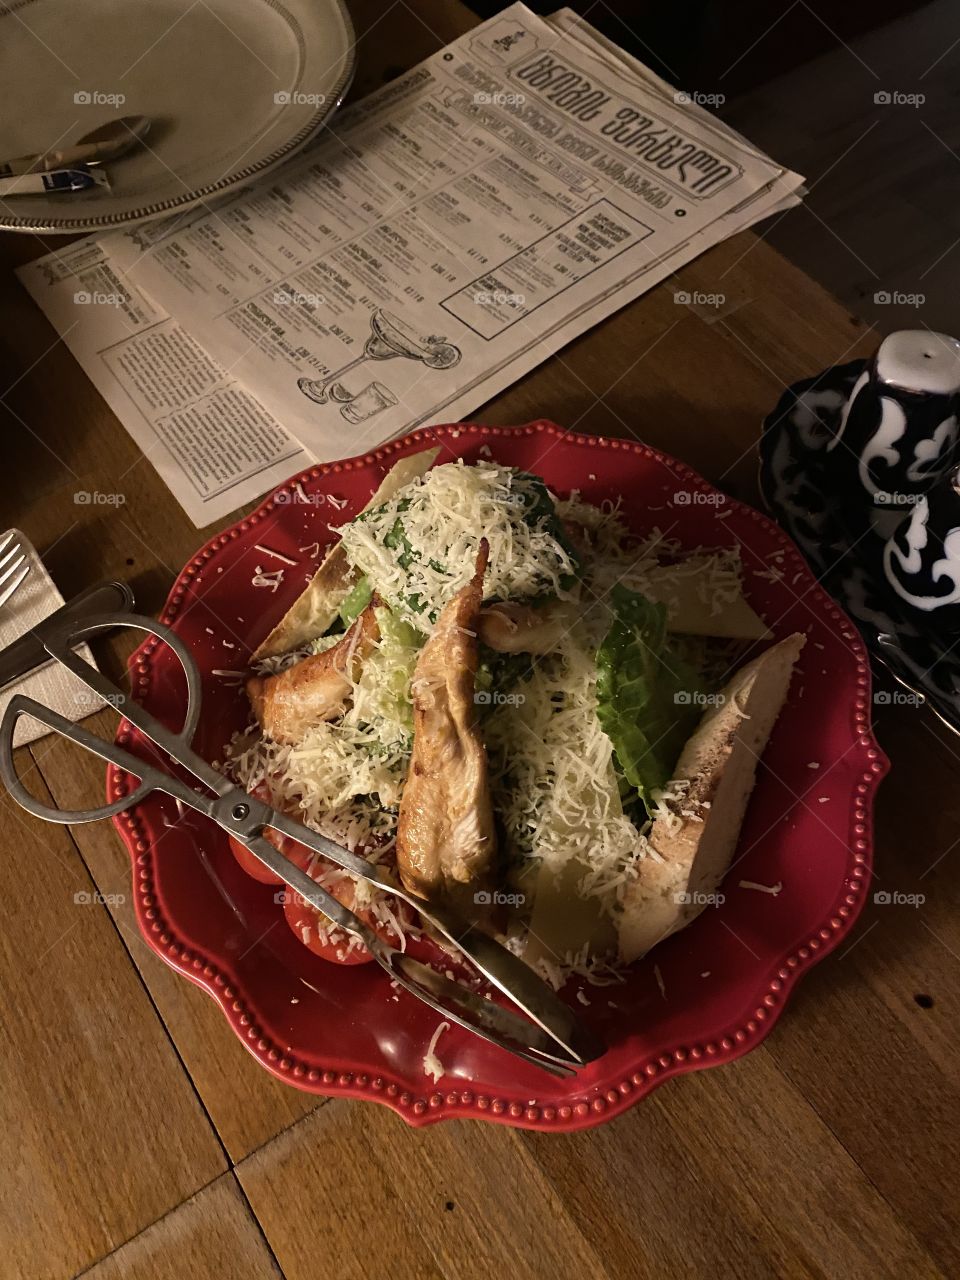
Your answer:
[227,783,313,884]
[283,865,410,965]
[225,785,410,966]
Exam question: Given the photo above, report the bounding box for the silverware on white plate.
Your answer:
[0,167,110,197]
[0,115,151,178]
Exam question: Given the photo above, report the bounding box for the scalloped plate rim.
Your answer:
[108,420,888,1131]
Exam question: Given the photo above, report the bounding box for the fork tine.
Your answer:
[0,540,20,574]
[0,563,28,609]
[0,554,25,588]
[0,532,13,559]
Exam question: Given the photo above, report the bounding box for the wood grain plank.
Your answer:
[26,714,323,1162]
[520,1046,944,1280]
[238,1050,943,1280]
[455,233,875,511]
[237,1100,606,1280]
[0,755,226,1280]
[756,701,960,1275]
[81,1173,279,1280]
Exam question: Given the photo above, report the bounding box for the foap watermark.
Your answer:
[74,890,126,906]
[874,890,925,907]
[473,289,525,308]
[674,690,726,708]
[874,290,925,308]
[873,490,924,507]
[72,689,126,714]
[74,290,126,307]
[273,488,327,506]
[673,889,725,906]
[674,289,725,308]
[674,89,725,108]
[474,889,526,906]
[74,89,126,106]
[673,489,727,507]
[273,288,325,308]
[874,90,925,107]
[474,689,526,707]
[874,688,925,706]
[274,90,326,106]
[473,90,526,106]
[74,490,126,506]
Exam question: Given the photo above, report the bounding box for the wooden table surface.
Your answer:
[2,2,958,1277]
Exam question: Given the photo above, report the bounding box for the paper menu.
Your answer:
[19,5,803,526]
[18,238,311,527]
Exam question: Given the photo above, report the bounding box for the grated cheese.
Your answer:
[252,566,284,592]
[423,1021,450,1082]
[484,617,648,923]
[254,544,297,566]
[336,460,579,629]
[566,493,748,626]
[224,460,763,991]
[739,879,783,896]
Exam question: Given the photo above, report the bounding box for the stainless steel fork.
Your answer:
[0,533,30,609]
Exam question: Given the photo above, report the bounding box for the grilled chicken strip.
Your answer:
[246,604,380,744]
[397,541,497,914]
[477,599,573,654]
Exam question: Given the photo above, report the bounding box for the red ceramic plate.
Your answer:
[109,422,887,1130]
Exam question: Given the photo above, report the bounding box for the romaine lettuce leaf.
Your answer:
[595,586,705,805]
[338,574,373,627]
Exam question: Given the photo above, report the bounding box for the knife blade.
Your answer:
[0,581,135,692]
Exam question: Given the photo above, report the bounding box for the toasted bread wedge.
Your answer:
[618,632,805,962]
[643,556,772,641]
[252,447,440,660]
[523,855,618,971]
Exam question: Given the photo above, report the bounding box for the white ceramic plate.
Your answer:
[0,0,355,232]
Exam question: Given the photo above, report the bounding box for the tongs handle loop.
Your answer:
[0,610,606,1076]
[0,612,220,824]
[38,612,206,764]
[0,695,157,823]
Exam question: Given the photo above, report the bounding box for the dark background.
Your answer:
[467,0,926,93]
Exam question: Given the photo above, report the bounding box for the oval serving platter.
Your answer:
[108,422,887,1131]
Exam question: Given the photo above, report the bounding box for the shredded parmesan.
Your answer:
[654,964,666,1000]
[739,879,783,896]
[252,566,284,592]
[485,618,649,926]
[337,460,579,629]
[423,1021,450,1082]
[222,458,763,994]
[254,544,297,566]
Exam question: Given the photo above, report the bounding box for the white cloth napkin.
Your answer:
[1,530,99,747]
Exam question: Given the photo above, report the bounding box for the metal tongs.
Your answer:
[0,612,604,1077]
